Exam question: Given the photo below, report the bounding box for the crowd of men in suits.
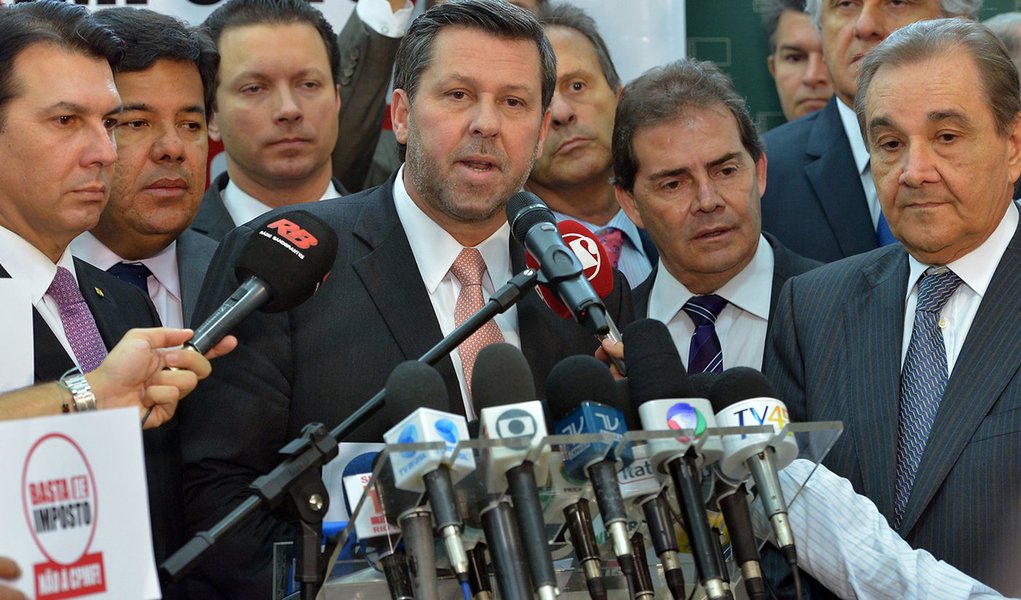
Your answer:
[1,0,1020,598]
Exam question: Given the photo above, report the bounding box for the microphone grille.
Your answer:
[622,318,693,403]
[472,343,535,411]
[506,191,555,243]
[385,361,449,422]
[544,354,616,422]
[708,367,776,412]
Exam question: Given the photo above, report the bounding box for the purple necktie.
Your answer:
[682,294,728,374]
[46,266,108,373]
[596,227,624,269]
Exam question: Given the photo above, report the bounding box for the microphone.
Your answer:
[546,355,643,599]
[624,318,733,600]
[524,218,627,374]
[710,368,800,572]
[473,344,558,600]
[189,210,337,353]
[507,192,610,335]
[382,361,475,586]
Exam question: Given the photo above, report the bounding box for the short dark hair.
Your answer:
[612,58,764,193]
[393,0,556,161]
[856,18,1021,143]
[0,0,122,130]
[538,3,620,90]
[762,0,807,54]
[201,0,339,95]
[94,7,218,115]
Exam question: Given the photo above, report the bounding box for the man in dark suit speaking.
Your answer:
[178,1,631,597]
[767,19,1021,595]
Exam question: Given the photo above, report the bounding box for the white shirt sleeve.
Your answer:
[355,0,414,39]
[779,459,1006,600]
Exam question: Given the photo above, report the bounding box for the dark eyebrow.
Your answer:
[121,102,205,117]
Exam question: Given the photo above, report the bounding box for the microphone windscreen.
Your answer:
[688,372,719,399]
[544,354,616,422]
[622,318,693,402]
[506,191,555,243]
[472,343,535,411]
[525,219,615,318]
[384,360,448,423]
[234,210,339,312]
[708,367,776,413]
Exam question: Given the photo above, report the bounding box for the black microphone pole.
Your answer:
[159,268,539,595]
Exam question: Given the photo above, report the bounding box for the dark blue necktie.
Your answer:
[682,294,728,374]
[876,212,898,246]
[893,268,963,528]
[107,262,152,292]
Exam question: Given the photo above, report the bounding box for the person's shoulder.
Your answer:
[762,109,823,158]
[788,244,902,292]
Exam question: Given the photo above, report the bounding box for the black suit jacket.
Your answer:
[179,175,634,598]
[190,173,349,242]
[1,259,182,569]
[175,229,219,327]
[632,232,819,350]
[766,222,1021,595]
[761,98,879,263]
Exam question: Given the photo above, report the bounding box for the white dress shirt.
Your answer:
[551,208,653,289]
[780,459,1004,599]
[221,179,341,229]
[837,98,882,229]
[647,235,773,370]
[0,224,83,369]
[71,232,181,328]
[391,165,520,416]
[901,202,1018,374]
[356,0,414,39]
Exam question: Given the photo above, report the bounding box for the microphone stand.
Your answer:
[159,268,539,598]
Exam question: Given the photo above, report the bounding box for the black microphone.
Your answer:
[472,344,558,600]
[506,191,610,335]
[624,318,733,600]
[546,355,644,600]
[710,368,800,580]
[383,361,473,586]
[189,210,337,353]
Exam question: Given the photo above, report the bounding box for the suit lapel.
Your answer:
[350,184,463,410]
[844,248,908,517]
[900,221,1021,533]
[176,230,219,327]
[33,309,74,382]
[804,100,877,258]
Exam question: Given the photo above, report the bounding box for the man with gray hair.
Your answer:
[767,18,1021,595]
[983,12,1021,77]
[760,0,981,263]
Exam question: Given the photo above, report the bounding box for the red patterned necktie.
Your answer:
[596,227,624,268]
[46,266,108,373]
[450,248,505,411]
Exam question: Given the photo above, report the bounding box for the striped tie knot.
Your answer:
[916,268,962,313]
[682,294,728,327]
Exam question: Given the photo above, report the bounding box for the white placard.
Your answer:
[0,278,34,392]
[0,408,160,600]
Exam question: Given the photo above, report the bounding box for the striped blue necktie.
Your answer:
[894,268,963,529]
[683,294,728,374]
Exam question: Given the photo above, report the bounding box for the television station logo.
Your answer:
[666,402,707,444]
[20,433,105,600]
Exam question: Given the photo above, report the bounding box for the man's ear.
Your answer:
[208,111,222,143]
[391,89,411,145]
[614,185,645,230]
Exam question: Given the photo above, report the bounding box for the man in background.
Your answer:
[527,3,656,289]
[763,0,833,122]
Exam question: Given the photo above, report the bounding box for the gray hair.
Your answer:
[855,18,1021,144]
[762,0,808,53]
[805,0,982,28]
[538,3,620,90]
[983,12,1021,74]
[611,58,763,193]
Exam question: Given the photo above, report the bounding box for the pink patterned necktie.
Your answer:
[46,266,108,373]
[450,248,505,408]
[597,227,624,268]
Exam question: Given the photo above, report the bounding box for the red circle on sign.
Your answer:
[20,433,99,565]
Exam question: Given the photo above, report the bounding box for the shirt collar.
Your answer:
[836,98,870,176]
[648,234,774,322]
[551,208,648,259]
[0,224,76,304]
[392,165,512,292]
[222,178,340,228]
[906,201,1019,300]
[70,232,181,298]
